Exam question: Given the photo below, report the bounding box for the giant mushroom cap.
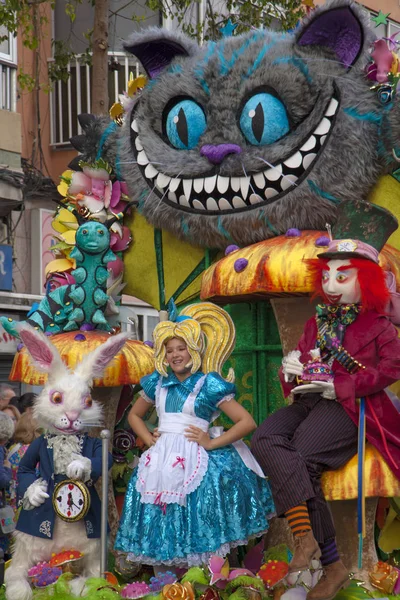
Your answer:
[200,231,400,303]
[9,330,154,386]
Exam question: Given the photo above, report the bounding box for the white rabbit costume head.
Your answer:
[18,326,129,434]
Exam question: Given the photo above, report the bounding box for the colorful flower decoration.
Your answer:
[122,581,151,599]
[150,572,178,592]
[162,581,195,600]
[257,559,289,588]
[110,74,148,125]
[208,556,254,588]
[113,429,136,463]
[367,36,400,103]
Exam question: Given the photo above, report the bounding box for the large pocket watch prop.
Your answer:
[53,479,90,522]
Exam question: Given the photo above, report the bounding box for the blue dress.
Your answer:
[115,371,275,566]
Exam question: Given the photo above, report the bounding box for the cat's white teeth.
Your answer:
[145,164,158,179]
[192,199,205,210]
[217,176,230,194]
[240,177,250,200]
[169,178,181,193]
[250,193,264,204]
[179,195,190,207]
[135,137,143,152]
[206,197,219,211]
[137,151,149,166]
[302,153,317,170]
[219,198,232,210]
[131,119,139,133]
[284,151,302,169]
[280,174,298,191]
[325,97,339,117]
[183,179,193,201]
[193,178,204,193]
[253,172,265,189]
[300,135,316,152]
[204,175,217,194]
[232,196,247,208]
[230,177,241,192]
[264,188,279,199]
[314,117,331,136]
[156,173,171,189]
[264,164,282,182]
[168,192,178,203]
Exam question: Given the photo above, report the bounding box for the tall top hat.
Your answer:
[317,200,398,263]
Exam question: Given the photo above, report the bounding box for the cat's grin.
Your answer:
[130,93,339,215]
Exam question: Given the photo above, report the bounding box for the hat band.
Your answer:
[324,239,379,263]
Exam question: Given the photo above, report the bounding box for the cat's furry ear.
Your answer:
[295,0,373,69]
[124,27,198,79]
[18,325,67,378]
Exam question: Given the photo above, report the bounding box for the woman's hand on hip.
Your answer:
[185,426,213,450]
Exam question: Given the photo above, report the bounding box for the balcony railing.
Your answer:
[48,52,141,146]
[0,62,17,112]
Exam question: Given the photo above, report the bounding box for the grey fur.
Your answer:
[78,0,400,249]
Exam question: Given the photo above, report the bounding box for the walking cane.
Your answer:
[100,429,111,578]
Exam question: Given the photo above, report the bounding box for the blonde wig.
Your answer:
[153,302,236,381]
[153,318,204,376]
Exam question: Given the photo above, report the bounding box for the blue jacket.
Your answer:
[0,446,11,492]
[16,434,112,539]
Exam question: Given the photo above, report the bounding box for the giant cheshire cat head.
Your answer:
[84,0,400,250]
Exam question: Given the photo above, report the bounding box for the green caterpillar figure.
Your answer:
[1,220,117,337]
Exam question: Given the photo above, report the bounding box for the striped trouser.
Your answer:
[251,393,358,543]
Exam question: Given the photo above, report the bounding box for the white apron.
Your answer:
[136,375,264,508]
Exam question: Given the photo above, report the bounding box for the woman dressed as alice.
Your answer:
[115,303,275,566]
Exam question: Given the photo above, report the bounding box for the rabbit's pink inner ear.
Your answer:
[91,335,128,376]
[19,329,55,371]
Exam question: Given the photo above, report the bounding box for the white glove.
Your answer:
[66,454,92,482]
[282,350,304,382]
[23,478,49,509]
[292,381,336,400]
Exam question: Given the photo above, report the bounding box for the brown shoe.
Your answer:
[307,560,350,600]
[288,530,321,573]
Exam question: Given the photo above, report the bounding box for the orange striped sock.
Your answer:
[285,502,312,537]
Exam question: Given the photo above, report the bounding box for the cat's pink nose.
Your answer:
[65,411,79,422]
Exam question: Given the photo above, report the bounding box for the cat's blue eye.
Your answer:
[165,99,206,150]
[239,92,289,145]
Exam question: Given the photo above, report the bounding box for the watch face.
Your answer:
[53,481,90,522]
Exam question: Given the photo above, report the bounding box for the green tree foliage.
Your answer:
[0,0,305,91]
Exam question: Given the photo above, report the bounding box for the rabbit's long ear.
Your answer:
[18,325,66,375]
[74,332,129,382]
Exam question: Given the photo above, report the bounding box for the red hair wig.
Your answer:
[305,257,390,314]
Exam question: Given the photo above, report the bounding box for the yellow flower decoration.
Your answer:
[57,170,73,197]
[162,582,195,600]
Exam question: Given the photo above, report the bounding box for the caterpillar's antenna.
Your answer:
[105,200,137,229]
[50,197,86,226]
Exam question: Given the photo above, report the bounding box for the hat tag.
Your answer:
[336,240,358,252]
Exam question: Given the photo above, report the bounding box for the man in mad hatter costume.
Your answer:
[252,200,400,600]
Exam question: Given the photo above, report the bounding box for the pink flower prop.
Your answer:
[28,562,48,577]
[46,272,76,293]
[371,39,395,83]
[68,172,92,195]
[111,226,132,252]
[69,168,113,213]
[208,556,254,589]
[107,256,124,280]
[121,582,151,599]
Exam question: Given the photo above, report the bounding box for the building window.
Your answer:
[0,26,17,112]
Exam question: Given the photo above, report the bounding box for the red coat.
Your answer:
[281,310,400,481]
